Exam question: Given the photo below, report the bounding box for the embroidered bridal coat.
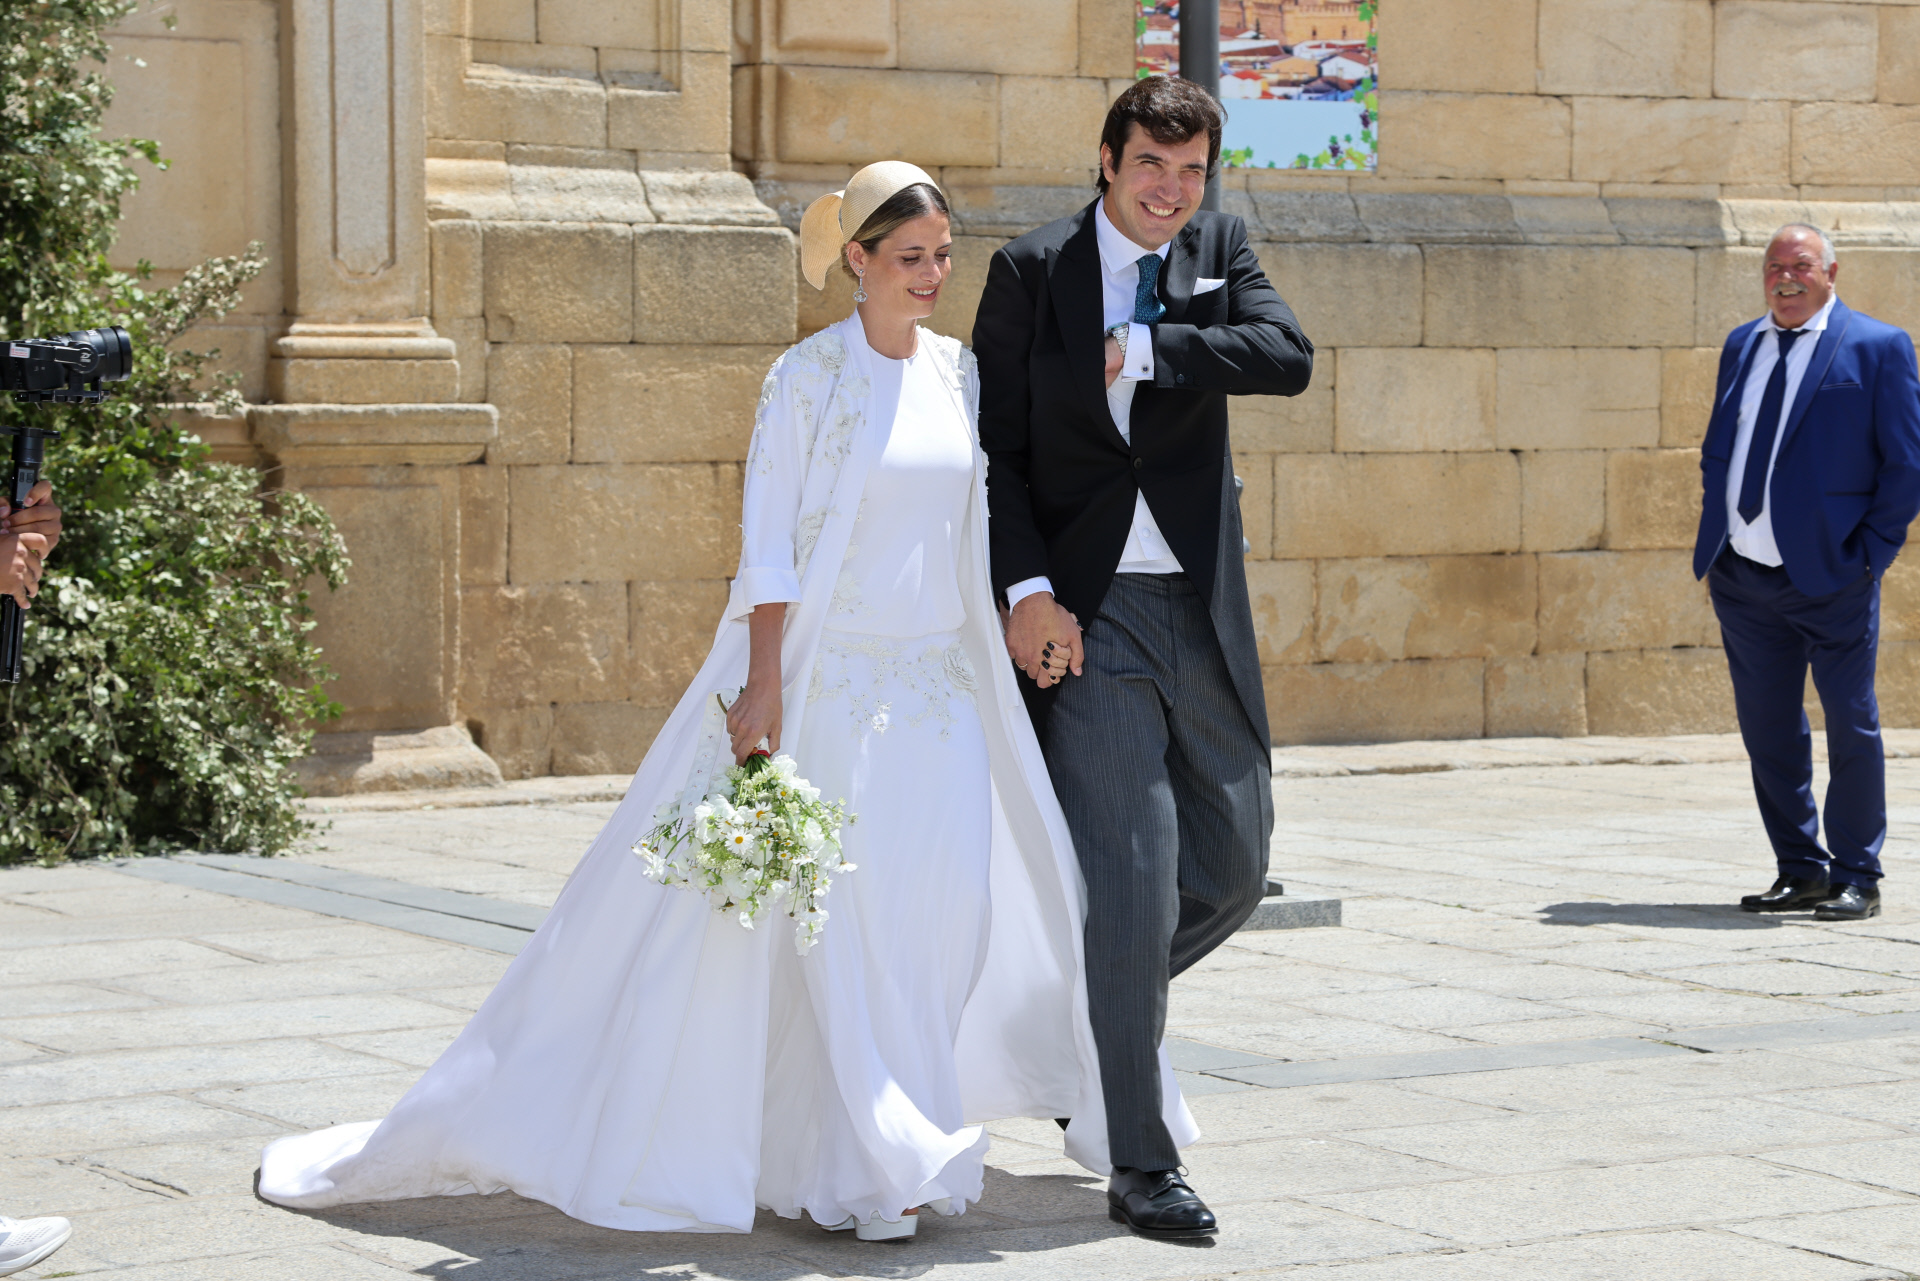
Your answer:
[257,315,1197,1233]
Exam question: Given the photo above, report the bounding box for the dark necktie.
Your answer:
[1133,254,1166,325]
[1736,327,1804,524]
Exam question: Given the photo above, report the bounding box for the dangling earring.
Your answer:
[852,269,868,305]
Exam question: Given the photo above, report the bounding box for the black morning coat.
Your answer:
[972,199,1315,742]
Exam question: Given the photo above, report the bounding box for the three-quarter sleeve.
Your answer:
[730,365,806,617]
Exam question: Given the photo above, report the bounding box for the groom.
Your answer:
[974,76,1313,1237]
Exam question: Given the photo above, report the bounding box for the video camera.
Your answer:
[0,326,134,683]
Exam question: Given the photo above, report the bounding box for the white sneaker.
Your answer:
[0,1216,72,1276]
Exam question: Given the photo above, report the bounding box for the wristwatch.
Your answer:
[1106,323,1130,356]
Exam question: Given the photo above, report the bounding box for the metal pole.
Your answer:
[1178,0,1222,211]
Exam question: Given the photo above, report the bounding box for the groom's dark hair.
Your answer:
[1097,76,1223,195]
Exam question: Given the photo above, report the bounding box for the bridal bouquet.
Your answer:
[632,743,855,954]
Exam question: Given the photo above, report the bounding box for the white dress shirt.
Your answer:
[1006,200,1182,610]
[1726,292,1838,567]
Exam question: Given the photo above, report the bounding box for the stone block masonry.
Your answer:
[427,161,796,778]
[103,0,1920,779]
[523,172,1920,761]
[1181,185,1920,748]
[436,156,1920,764]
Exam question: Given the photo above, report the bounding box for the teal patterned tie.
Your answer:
[1133,254,1167,325]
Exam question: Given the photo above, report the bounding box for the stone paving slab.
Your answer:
[179,855,550,931]
[5,737,1920,1278]
[1305,1231,1902,1280]
[112,854,1337,956]
[1212,1034,1688,1088]
[108,859,538,955]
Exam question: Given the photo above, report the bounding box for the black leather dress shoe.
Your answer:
[1740,876,1830,912]
[1813,883,1881,921]
[1107,1167,1217,1238]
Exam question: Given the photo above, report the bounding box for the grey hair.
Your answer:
[1772,222,1837,269]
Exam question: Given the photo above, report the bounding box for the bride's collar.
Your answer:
[840,313,923,364]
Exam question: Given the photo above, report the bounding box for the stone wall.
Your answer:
[101,0,1920,777]
[744,0,1920,746]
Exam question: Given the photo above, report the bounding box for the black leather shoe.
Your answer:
[1813,884,1881,921]
[1740,876,1830,912]
[1107,1167,1217,1238]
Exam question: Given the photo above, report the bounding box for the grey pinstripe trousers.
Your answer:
[1041,572,1273,1171]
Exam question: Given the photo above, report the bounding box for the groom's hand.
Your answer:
[1104,334,1123,389]
[1006,593,1083,689]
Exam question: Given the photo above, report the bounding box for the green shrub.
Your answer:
[0,0,348,862]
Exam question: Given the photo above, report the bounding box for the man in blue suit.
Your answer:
[1694,224,1920,921]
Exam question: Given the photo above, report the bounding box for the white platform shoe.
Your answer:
[822,1205,933,1241]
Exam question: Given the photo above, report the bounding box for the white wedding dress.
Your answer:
[758,328,993,1221]
[257,316,1197,1233]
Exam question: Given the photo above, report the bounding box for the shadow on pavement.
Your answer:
[1535,901,1797,929]
[278,1167,1127,1279]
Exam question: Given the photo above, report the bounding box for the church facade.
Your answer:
[104,0,1920,785]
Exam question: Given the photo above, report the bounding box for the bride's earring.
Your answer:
[852,269,868,305]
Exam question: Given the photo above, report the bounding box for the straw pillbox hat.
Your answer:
[799,161,942,291]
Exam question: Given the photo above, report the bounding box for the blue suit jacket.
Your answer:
[1693,299,1920,597]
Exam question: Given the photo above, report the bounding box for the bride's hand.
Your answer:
[727,678,783,765]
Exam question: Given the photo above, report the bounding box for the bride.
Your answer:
[256,161,1197,1240]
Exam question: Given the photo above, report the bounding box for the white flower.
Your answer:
[637,747,851,947]
[942,642,978,694]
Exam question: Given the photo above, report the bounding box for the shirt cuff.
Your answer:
[1005,576,1054,610]
[1121,322,1154,382]
[736,566,802,610]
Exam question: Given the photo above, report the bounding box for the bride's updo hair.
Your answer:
[840,182,951,281]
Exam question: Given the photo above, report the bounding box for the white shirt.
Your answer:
[1006,200,1182,610]
[1726,293,1838,567]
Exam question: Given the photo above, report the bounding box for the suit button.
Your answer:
[1175,374,1186,385]
[1133,458,1143,470]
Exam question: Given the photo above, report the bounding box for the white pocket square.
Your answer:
[1194,277,1227,294]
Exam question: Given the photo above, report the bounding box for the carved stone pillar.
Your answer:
[267,0,497,792]
[272,0,459,401]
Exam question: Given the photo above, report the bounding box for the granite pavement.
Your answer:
[3,733,1920,1279]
